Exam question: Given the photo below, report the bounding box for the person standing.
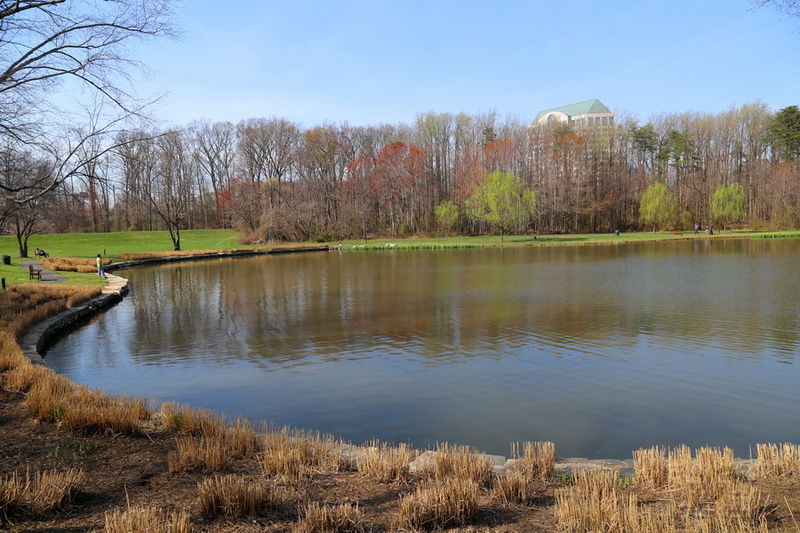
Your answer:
[96,254,106,278]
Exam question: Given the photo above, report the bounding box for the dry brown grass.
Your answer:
[356,440,414,483]
[395,478,480,531]
[104,506,193,533]
[118,245,323,262]
[634,445,668,487]
[164,405,260,473]
[58,387,151,435]
[160,402,228,437]
[168,436,228,473]
[493,441,555,505]
[422,443,494,488]
[198,474,295,518]
[295,501,364,533]
[755,443,800,477]
[0,284,100,337]
[0,468,84,519]
[0,330,26,373]
[556,470,651,533]
[22,368,152,435]
[2,357,57,393]
[261,428,347,481]
[43,257,109,273]
[554,446,772,533]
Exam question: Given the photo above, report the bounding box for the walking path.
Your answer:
[17,259,129,363]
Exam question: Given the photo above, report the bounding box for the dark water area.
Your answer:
[44,239,800,458]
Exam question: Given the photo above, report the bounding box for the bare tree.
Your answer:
[0,0,175,204]
[752,0,800,19]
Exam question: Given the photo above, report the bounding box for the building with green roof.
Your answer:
[534,99,616,128]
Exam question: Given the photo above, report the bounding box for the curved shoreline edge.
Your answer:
[16,244,763,476]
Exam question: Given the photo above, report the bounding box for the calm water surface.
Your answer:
[44,239,800,458]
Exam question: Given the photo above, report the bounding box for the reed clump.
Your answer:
[554,446,772,533]
[633,445,668,487]
[423,443,494,488]
[117,245,318,262]
[104,506,193,533]
[160,402,228,437]
[168,436,228,473]
[3,357,58,394]
[0,330,26,373]
[43,257,109,274]
[755,442,800,477]
[0,285,100,337]
[261,428,347,480]
[0,468,84,519]
[295,501,364,533]
[25,376,152,435]
[556,470,653,533]
[356,440,414,483]
[395,478,480,531]
[165,407,261,473]
[198,474,295,518]
[494,441,555,504]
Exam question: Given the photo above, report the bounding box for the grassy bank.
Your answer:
[1,227,775,264]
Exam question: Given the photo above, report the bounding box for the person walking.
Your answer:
[96,254,106,278]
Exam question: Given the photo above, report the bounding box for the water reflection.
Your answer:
[45,239,800,458]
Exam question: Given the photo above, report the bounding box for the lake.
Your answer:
[43,238,800,459]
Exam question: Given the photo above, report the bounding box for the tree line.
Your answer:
[4,103,800,252]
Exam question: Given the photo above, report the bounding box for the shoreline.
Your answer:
[15,241,772,469]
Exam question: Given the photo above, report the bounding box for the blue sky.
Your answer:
[133,0,799,128]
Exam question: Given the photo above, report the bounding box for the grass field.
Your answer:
[0,227,792,286]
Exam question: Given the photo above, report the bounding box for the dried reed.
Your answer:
[25,370,75,420]
[168,436,227,472]
[633,446,668,487]
[424,443,494,487]
[160,402,227,437]
[395,478,479,531]
[0,330,26,373]
[104,506,193,533]
[555,470,662,533]
[42,257,110,274]
[4,359,56,393]
[0,468,84,519]
[261,428,346,480]
[356,440,413,483]
[0,285,100,337]
[198,474,293,517]
[295,501,364,533]
[755,443,800,477]
[493,441,555,504]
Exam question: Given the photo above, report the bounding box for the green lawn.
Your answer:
[0,227,787,286]
[329,229,764,250]
[0,229,244,261]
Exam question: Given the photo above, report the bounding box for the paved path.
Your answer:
[17,259,127,293]
[19,259,68,283]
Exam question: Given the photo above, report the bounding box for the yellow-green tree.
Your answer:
[639,182,677,232]
[434,200,460,237]
[466,171,536,242]
[711,183,746,230]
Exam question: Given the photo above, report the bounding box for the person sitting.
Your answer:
[34,248,48,257]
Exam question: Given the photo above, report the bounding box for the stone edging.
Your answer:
[19,245,329,361]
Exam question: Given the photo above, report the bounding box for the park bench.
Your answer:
[28,264,42,281]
